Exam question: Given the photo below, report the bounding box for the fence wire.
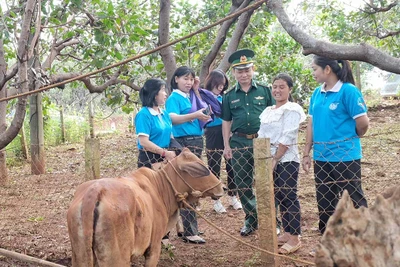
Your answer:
[1,126,399,266]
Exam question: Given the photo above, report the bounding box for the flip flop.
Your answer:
[277,238,288,246]
[278,242,301,255]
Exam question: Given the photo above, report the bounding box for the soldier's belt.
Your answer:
[233,132,259,139]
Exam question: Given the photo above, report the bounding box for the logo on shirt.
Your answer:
[254,96,264,100]
[329,102,339,110]
[357,97,366,111]
[231,99,240,104]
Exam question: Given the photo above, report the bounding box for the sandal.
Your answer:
[277,237,289,246]
[278,242,301,255]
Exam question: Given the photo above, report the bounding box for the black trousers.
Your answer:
[137,150,163,168]
[274,161,301,235]
[174,136,203,236]
[314,160,368,234]
[205,126,236,196]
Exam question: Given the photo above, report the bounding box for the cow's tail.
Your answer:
[68,185,103,267]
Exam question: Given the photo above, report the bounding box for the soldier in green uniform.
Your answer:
[221,49,274,236]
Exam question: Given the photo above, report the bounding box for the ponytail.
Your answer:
[313,56,355,85]
[337,60,355,85]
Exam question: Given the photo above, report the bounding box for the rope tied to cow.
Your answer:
[182,200,317,266]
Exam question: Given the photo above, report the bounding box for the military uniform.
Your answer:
[221,49,274,233]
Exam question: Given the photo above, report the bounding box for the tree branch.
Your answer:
[267,0,400,74]
[218,0,255,71]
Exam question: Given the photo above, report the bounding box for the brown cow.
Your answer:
[67,148,225,267]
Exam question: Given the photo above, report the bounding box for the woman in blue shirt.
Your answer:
[135,78,177,167]
[204,69,242,213]
[166,66,211,244]
[302,56,369,234]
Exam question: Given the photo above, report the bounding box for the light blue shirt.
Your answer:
[166,90,203,137]
[309,81,367,162]
[135,107,172,149]
[206,95,223,128]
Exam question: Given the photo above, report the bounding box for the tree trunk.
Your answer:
[0,83,7,185]
[60,105,66,143]
[158,0,177,92]
[354,61,362,90]
[29,93,45,174]
[315,187,400,267]
[19,125,28,160]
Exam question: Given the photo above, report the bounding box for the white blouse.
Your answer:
[257,102,306,163]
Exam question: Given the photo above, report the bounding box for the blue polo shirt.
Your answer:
[166,90,203,137]
[206,95,223,128]
[135,107,172,149]
[309,81,367,162]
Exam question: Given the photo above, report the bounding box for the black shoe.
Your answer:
[182,235,206,244]
[240,226,256,236]
[178,231,204,237]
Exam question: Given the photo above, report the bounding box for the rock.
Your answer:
[315,186,400,267]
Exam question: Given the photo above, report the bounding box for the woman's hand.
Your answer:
[302,155,311,173]
[164,150,176,161]
[223,146,232,160]
[195,108,211,122]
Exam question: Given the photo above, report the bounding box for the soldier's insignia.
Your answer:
[240,55,247,62]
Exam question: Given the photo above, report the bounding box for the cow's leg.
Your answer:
[144,243,162,267]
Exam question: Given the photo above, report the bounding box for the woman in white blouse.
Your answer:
[258,73,306,255]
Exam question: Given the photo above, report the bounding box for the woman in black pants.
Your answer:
[203,70,242,213]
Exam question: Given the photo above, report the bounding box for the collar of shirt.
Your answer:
[321,80,343,93]
[147,107,163,115]
[234,79,257,92]
[173,89,190,98]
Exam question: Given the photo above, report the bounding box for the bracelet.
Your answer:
[303,155,310,158]
[161,149,166,158]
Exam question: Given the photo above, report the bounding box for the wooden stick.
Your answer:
[0,248,66,267]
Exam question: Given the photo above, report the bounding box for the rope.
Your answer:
[0,0,268,103]
[182,199,316,266]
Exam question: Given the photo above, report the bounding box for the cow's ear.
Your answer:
[180,162,210,178]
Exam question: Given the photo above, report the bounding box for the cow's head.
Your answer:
[167,148,226,202]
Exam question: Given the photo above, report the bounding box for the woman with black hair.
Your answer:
[204,69,242,213]
[166,66,211,244]
[302,56,369,235]
[135,78,177,168]
[258,73,306,254]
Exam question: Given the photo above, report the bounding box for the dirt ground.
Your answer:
[1,102,399,267]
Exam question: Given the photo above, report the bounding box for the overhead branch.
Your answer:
[267,0,400,74]
[363,1,398,14]
[199,0,249,81]
[218,0,255,71]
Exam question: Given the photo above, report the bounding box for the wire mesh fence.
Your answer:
[1,121,400,266]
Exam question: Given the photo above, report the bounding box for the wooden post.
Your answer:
[254,138,278,266]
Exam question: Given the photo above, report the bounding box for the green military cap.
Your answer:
[228,49,255,69]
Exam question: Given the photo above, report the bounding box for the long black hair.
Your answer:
[170,66,196,90]
[313,55,355,85]
[272,73,294,102]
[139,78,166,107]
[204,69,229,94]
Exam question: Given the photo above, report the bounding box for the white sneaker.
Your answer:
[213,200,227,213]
[276,227,281,235]
[229,196,243,210]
